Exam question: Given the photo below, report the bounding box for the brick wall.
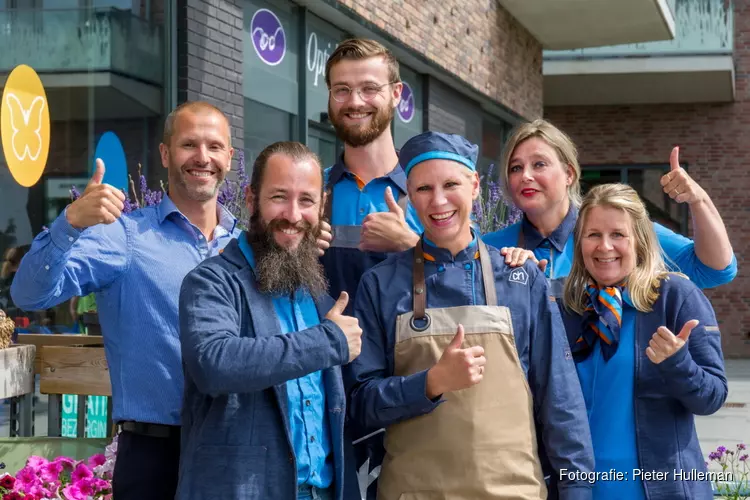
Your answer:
[544,3,750,357]
[177,0,245,151]
[335,0,543,120]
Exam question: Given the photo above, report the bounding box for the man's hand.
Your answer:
[661,147,706,206]
[646,320,698,365]
[325,292,363,363]
[317,220,332,256]
[500,247,548,274]
[425,324,486,398]
[66,159,126,230]
[359,187,419,253]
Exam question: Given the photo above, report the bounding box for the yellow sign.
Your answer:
[1,64,50,187]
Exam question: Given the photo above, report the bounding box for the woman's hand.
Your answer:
[500,247,548,273]
[646,319,699,364]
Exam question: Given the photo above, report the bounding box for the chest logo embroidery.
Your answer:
[509,268,528,285]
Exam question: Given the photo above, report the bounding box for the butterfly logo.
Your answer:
[1,64,50,187]
[5,93,45,161]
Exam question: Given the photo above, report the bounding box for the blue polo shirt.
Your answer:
[238,234,334,489]
[576,305,646,500]
[324,159,422,230]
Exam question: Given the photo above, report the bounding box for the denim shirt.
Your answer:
[11,195,238,424]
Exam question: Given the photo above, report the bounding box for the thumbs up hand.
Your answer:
[645,319,699,365]
[66,159,126,229]
[325,292,363,362]
[359,186,419,253]
[660,147,705,206]
[425,324,486,398]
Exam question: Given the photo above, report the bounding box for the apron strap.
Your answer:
[411,239,499,330]
[477,240,498,306]
[412,240,428,327]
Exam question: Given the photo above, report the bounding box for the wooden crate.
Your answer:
[17,334,104,375]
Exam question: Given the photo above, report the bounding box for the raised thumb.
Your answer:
[448,324,465,350]
[385,186,401,214]
[88,159,106,189]
[670,146,680,172]
[330,291,349,316]
[678,319,699,341]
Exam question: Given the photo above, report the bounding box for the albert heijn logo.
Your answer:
[251,8,286,66]
[509,268,528,286]
[397,81,415,123]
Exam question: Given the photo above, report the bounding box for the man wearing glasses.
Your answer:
[320,38,422,498]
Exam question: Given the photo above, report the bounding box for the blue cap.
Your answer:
[400,131,479,177]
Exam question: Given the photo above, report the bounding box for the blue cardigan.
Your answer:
[561,274,727,500]
[177,239,361,500]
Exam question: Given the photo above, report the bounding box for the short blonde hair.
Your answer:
[325,38,400,87]
[563,183,676,314]
[163,101,231,147]
[500,119,581,207]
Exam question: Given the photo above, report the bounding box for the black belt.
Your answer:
[118,421,180,439]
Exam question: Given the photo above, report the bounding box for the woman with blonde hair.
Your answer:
[482,119,736,294]
[561,183,726,500]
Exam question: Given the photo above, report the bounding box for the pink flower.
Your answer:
[53,457,75,469]
[87,454,106,469]
[0,474,14,489]
[25,456,48,470]
[71,463,93,483]
[14,466,41,489]
[40,461,63,484]
[62,483,86,500]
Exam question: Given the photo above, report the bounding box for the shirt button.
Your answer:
[310,436,316,443]
[437,265,445,273]
[199,234,204,240]
[464,263,471,271]
[68,236,74,242]
[45,265,50,270]
[359,208,365,214]
[305,400,311,407]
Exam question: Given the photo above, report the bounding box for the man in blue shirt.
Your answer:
[11,101,240,500]
[321,37,423,497]
[177,141,361,500]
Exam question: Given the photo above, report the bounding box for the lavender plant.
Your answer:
[708,443,750,499]
[472,163,522,234]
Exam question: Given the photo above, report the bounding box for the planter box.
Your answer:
[0,344,35,399]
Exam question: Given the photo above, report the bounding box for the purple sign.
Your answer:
[251,8,286,66]
[397,81,415,123]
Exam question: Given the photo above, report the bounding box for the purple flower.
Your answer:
[739,443,747,450]
[70,185,81,201]
[740,454,748,462]
[718,446,727,453]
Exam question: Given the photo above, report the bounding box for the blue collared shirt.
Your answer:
[324,158,422,231]
[10,195,239,425]
[577,305,646,500]
[238,233,334,489]
[482,205,737,289]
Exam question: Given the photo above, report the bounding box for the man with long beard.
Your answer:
[12,101,240,500]
[320,38,423,498]
[177,141,363,500]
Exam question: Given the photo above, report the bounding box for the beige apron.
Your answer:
[377,240,546,500]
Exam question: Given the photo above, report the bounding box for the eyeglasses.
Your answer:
[329,81,399,103]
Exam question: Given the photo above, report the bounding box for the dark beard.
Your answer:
[328,100,394,148]
[247,210,328,298]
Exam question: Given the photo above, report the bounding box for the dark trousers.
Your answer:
[112,430,181,500]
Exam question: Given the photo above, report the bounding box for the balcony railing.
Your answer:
[545,0,732,59]
[0,8,163,85]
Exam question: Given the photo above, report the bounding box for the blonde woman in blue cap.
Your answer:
[345,131,595,500]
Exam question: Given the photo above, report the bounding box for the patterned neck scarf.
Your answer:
[573,281,629,361]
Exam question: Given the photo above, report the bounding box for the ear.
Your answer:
[392,82,403,108]
[471,171,481,200]
[566,164,575,187]
[159,143,170,170]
